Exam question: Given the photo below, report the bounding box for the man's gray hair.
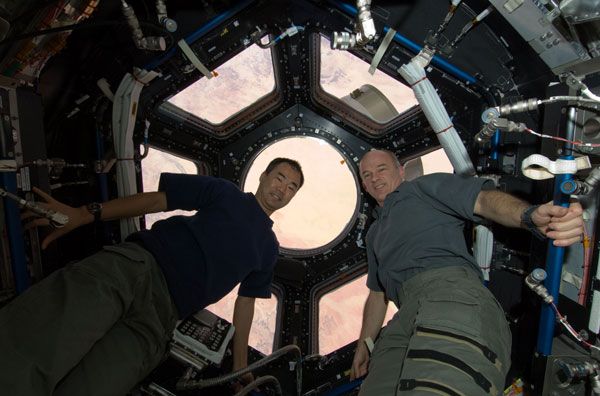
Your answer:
[362,148,402,168]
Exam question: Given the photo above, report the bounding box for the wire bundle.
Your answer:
[398,59,475,176]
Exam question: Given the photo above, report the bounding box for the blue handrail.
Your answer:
[145,0,256,70]
[329,1,476,84]
[1,173,30,293]
[536,107,576,355]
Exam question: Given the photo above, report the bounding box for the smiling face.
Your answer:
[359,150,404,206]
[255,162,302,216]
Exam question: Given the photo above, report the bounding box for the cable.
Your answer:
[525,128,600,148]
[233,375,282,396]
[526,269,600,355]
[560,73,600,104]
[254,25,304,49]
[8,0,62,24]
[543,96,600,106]
[398,56,475,175]
[447,6,493,49]
[551,302,600,354]
[578,223,592,305]
[430,0,462,41]
[582,88,600,103]
[493,96,599,117]
[0,19,175,53]
[0,20,118,46]
[177,344,301,392]
[50,181,89,190]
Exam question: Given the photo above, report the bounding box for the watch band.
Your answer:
[521,205,546,240]
[86,202,103,223]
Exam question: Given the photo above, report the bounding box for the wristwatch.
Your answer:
[86,202,103,223]
[521,205,546,240]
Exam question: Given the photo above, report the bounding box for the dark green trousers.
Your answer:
[0,242,177,396]
[360,266,511,396]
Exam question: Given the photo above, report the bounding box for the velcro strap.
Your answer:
[521,154,591,180]
[398,379,462,396]
[407,349,492,393]
[416,326,498,365]
[0,160,17,172]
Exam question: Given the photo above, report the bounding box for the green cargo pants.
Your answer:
[359,266,511,396]
[0,242,178,396]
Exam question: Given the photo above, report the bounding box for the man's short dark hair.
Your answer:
[264,157,304,188]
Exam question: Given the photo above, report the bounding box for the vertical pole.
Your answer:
[490,130,500,161]
[1,173,29,293]
[536,107,576,355]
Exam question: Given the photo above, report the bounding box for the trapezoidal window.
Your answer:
[205,286,279,355]
[318,274,398,355]
[320,36,418,123]
[167,44,275,125]
[243,136,358,253]
[403,148,454,181]
[141,147,197,228]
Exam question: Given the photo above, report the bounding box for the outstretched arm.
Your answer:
[231,295,256,388]
[24,187,167,248]
[350,290,388,380]
[474,190,584,247]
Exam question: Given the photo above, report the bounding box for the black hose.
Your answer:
[177,344,301,391]
[233,375,282,396]
[0,20,175,53]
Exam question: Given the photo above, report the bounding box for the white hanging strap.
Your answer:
[473,225,493,282]
[369,28,396,75]
[521,154,591,180]
[132,68,160,84]
[178,39,215,79]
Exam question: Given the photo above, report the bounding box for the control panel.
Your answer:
[172,309,235,365]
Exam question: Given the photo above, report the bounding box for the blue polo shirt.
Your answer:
[129,174,279,318]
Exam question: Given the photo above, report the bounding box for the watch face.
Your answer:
[87,203,102,218]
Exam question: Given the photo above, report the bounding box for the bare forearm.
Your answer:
[359,291,388,341]
[351,290,386,380]
[30,187,168,249]
[475,190,585,246]
[232,296,255,370]
[81,192,167,224]
[474,190,529,229]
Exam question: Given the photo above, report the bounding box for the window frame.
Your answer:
[240,135,361,257]
[310,32,421,137]
[157,42,284,138]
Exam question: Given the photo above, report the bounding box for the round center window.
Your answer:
[243,136,358,253]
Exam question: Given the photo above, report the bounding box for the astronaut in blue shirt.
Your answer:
[0,157,303,396]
